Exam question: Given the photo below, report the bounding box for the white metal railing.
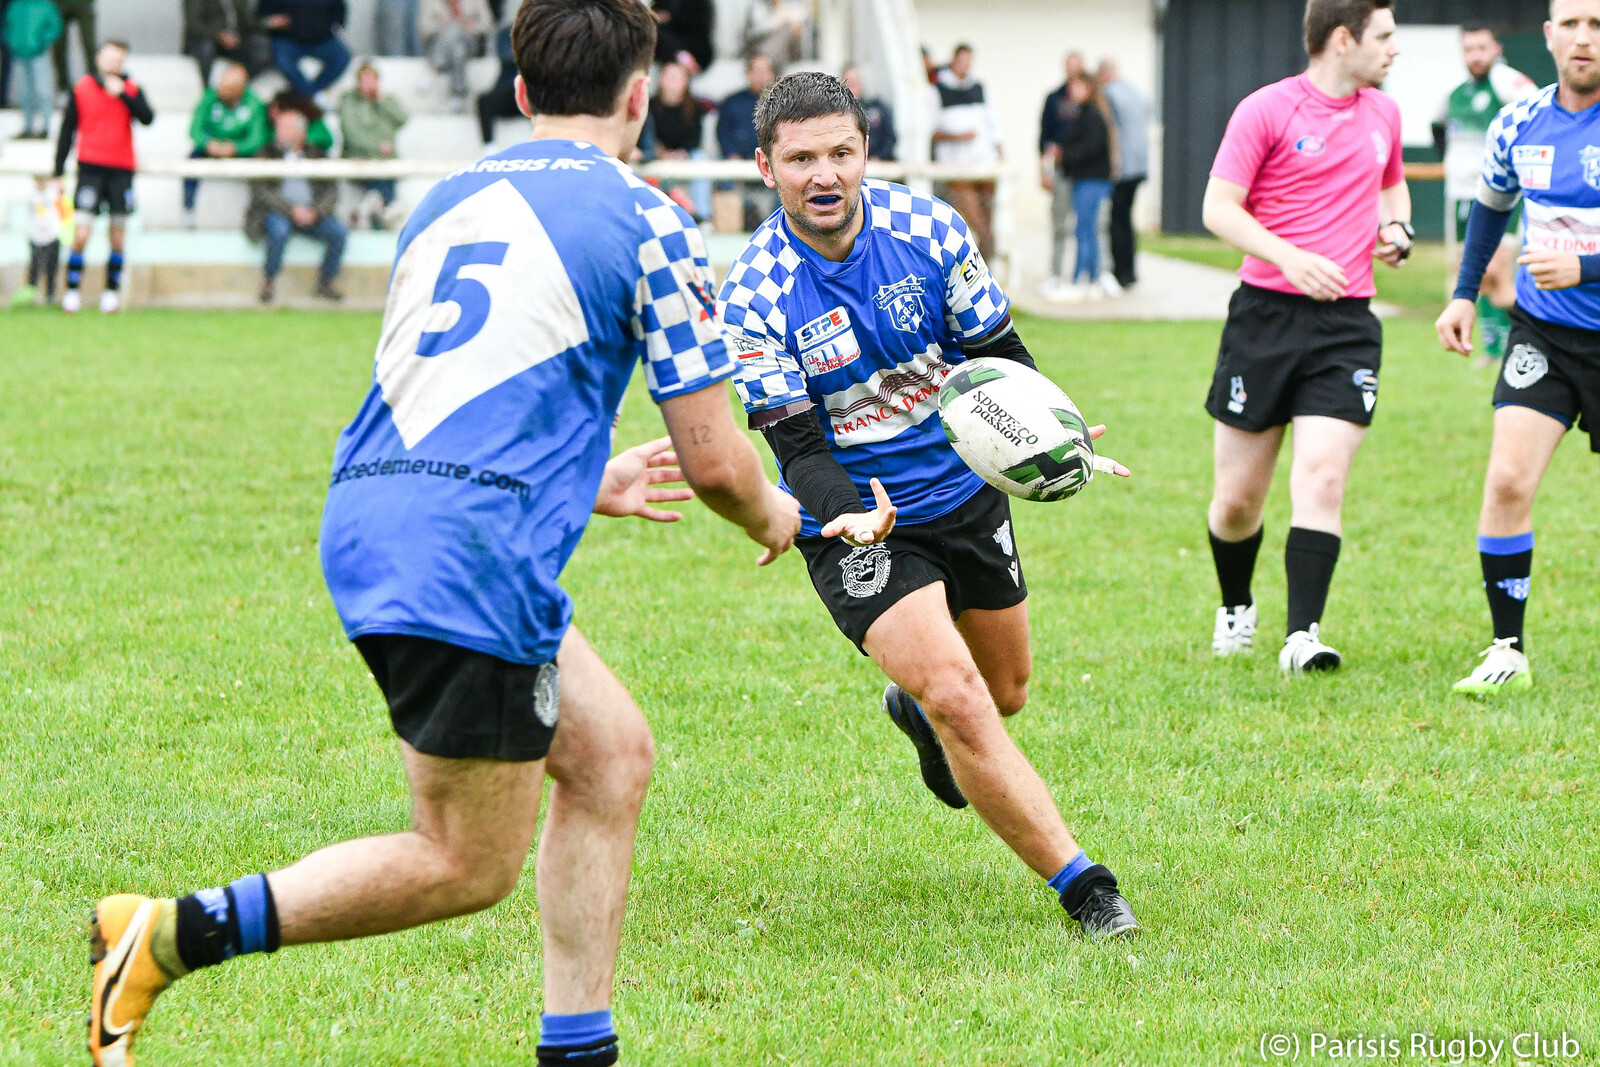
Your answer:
[0,157,1019,280]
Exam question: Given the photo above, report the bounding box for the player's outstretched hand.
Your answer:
[1435,297,1477,356]
[820,477,897,548]
[593,435,695,522]
[753,484,801,567]
[1282,249,1348,302]
[1086,424,1132,478]
[1518,249,1583,291]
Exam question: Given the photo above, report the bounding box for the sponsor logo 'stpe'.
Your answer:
[797,306,851,348]
[826,345,952,446]
[1503,344,1549,389]
[874,274,927,333]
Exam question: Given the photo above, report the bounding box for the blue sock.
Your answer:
[106,250,124,291]
[174,873,280,971]
[67,250,84,290]
[1047,850,1095,899]
[538,1010,617,1065]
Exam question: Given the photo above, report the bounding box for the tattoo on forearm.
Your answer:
[689,424,713,446]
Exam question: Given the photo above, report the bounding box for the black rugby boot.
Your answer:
[881,683,968,810]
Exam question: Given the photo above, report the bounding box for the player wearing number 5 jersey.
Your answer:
[85,3,798,1065]
[1436,0,1600,696]
[719,72,1139,940]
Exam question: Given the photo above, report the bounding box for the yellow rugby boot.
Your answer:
[89,895,185,1066]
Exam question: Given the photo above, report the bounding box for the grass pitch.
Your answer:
[2,266,1598,1064]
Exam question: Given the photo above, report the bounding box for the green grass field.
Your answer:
[3,259,1599,1064]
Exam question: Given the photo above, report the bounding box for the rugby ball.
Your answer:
[938,358,1096,501]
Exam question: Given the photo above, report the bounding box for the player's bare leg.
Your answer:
[1207,422,1283,654]
[270,744,544,943]
[955,602,1032,717]
[538,627,654,1014]
[1457,407,1566,694]
[867,584,1137,937]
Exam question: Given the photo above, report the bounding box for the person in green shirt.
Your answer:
[3,0,63,138]
[183,62,269,219]
[337,62,409,228]
[1432,24,1539,363]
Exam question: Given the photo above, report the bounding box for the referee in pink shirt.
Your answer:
[1201,0,1413,672]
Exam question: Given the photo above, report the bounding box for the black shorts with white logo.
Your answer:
[1494,304,1600,452]
[73,163,137,218]
[1205,283,1383,432]
[354,633,560,761]
[796,484,1027,653]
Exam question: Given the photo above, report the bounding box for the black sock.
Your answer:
[106,251,125,292]
[174,873,281,971]
[1058,863,1118,920]
[1284,527,1341,635]
[1209,525,1263,608]
[537,1036,620,1066]
[1479,533,1533,652]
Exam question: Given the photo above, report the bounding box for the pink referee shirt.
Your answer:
[1210,74,1405,299]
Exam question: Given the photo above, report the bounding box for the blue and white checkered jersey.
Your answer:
[320,139,734,665]
[718,180,1010,536]
[1481,85,1600,329]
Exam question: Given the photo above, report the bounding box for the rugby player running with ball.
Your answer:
[1436,0,1600,695]
[719,72,1140,940]
[85,2,798,1064]
[1202,0,1412,671]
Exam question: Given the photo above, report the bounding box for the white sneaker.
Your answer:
[1212,603,1257,657]
[1083,281,1105,302]
[62,289,81,313]
[1279,623,1341,673]
[1452,637,1532,696]
[99,290,120,314]
[1098,274,1124,298]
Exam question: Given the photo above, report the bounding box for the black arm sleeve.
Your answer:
[759,406,864,526]
[1453,201,1514,301]
[961,315,1037,370]
[124,87,155,126]
[1430,121,1447,161]
[53,97,79,177]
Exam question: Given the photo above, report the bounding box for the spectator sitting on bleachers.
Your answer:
[339,61,407,229]
[183,61,268,222]
[183,0,269,87]
[474,19,516,144]
[651,0,713,74]
[717,53,776,230]
[259,0,350,109]
[4,0,63,138]
[247,109,345,304]
[741,0,807,67]
[270,88,334,151]
[649,60,710,220]
[842,65,896,161]
[418,0,489,113]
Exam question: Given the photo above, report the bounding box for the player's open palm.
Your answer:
[1435,297,1478,356]
[594,435,695,522]
[821,477,897,548]
[1282,249,1348,301]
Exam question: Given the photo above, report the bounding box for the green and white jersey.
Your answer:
[1438,62,1538,200]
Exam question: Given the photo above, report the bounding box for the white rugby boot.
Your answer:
[1279,623,1341,673]
[1212,603,1257,657]
[62,289,81,313]
[99,290,120,314]
[1452,637,1532,696]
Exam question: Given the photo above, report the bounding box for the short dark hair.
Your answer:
[102,38,130,51]
[1461,22,1496,37]
[1304,0,1394,56]
[953,43,974,56]
[754,71,870,154]
[513,0,656,118]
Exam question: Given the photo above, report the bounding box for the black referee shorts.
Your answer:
[1206,283,1383,432]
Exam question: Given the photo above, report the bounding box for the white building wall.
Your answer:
[913,0,1161,235]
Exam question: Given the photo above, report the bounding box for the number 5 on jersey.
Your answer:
[376,179,591,448]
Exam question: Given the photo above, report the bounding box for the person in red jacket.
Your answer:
[52,39,154,315]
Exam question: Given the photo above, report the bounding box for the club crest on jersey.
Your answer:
[875,275,927,333]
[1504,344,1548,389]
[1583,146,1600,192]
[840,544,891,598]
[1294,135,1326,157]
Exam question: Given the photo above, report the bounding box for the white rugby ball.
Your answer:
[938,358,1096,502]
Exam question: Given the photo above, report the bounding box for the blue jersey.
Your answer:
[718,180,1010,537]
[1482,85,1600,329]
[320,140,734,665]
